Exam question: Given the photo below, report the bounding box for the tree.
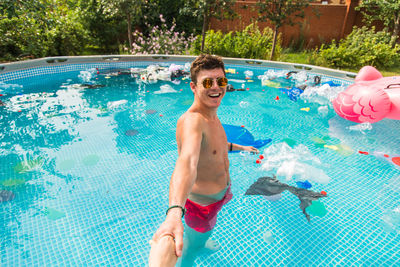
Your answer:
[1,0,89,60]
[139,0,202,37]
[181,0,237,52]
[356,0,400,43]
[99,0,146,52]
[255,0,313,60]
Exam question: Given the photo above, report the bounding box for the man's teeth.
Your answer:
[210,93,220,97]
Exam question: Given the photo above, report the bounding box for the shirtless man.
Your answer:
[151,55,259,267]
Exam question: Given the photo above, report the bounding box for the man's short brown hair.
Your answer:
[190,54,226,84]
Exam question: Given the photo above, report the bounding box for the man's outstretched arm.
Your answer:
[151,115,203,258]
[228,142,259,154]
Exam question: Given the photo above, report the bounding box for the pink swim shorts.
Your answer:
[184,186,233,233]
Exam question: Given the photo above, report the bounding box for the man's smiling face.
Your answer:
[190,68,227,109]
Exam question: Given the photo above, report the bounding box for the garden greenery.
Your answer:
[190,23,281,60]
[0,4,88,61]
[131,15,196,55]
[316,26,400,69]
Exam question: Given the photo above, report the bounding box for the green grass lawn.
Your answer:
[279,50,400,77]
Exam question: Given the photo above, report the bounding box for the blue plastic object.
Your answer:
[321,80,341,87]
[279,87,303,101]
[296,180,312,189]
[222,124,272,153]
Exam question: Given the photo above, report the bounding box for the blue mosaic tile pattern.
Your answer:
[1,61,399,266]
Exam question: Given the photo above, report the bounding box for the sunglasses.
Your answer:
[200,77,228,89]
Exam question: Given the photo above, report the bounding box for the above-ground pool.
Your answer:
[1,56,399,266]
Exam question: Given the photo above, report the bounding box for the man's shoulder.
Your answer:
[178,111,206,126]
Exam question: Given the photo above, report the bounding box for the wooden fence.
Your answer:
[209,0,383,48]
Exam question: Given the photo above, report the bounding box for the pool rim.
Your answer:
[0,54,356,81]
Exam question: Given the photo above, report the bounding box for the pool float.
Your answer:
[222,124,271,152]
[332,66,400,123]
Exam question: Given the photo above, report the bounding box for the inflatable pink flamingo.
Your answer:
[332,66,400,123]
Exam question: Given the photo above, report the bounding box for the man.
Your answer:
[151,54,259,266]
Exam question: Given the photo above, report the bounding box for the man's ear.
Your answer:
[190,81,196,94]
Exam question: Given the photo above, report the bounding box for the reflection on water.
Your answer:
[0,67,185,260]
[1,64,400,265]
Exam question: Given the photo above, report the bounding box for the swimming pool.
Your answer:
[1,56,399,266]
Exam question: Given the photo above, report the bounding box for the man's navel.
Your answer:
[213,150,217,155]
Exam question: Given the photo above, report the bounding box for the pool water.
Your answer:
[1,61,400,266]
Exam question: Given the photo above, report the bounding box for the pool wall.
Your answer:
[0,55,356,83]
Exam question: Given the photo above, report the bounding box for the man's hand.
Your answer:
[241,145,259,154]
[152,210,184,257]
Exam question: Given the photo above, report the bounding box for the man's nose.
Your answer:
[211,79,219,88]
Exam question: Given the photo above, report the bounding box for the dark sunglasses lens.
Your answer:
[217,77,228,87]
[202,78,213,89]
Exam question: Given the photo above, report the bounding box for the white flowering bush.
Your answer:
[131,14,197,55]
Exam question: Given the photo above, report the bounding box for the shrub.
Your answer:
[45,11,89,56]
[190,23,281,60]
[0,16,47,61]
[131,14,196,55]
[317,26,400,69]
[0,11,89,62]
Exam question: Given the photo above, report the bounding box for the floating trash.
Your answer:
[381,207,400,233]
[58,159,76,171]
[78,69,96,83]
[0,190,15,202]
[306,200,327,217]
[246,176,327,222]
[2,179,25,187]
[311,136,328,147]
[98,107,108,113]
[107,100,127,109]
[335,144,354,156]
[145,109,157,114]
[45,112,59,118]
[324,144,338,151]
[154,84,177,94]
[263,230,274,244]
[261,78,281,88]
[282,138,296,148]
[229,79,247,83]
[261,143,331,184]
[263,194,281,202]
[244,70,254,79]
[239,101,250,108]
[324,143,353,156]
[82,155,100,166]
[261,70,286,80]
[44,207,66,220]
[296,180,312,189]
[318,106,329,117]
[13,157,44,173]
[348,122,373,133]
[125,129,139,136]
